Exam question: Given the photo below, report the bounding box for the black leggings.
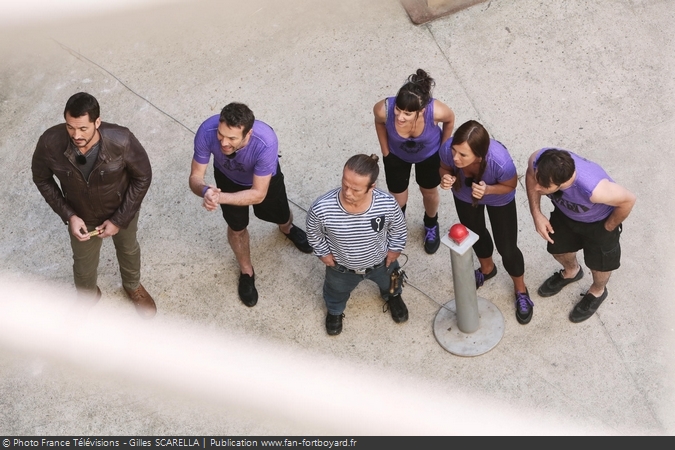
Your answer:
[453,196,525,277]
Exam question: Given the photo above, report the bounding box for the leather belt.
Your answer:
[340,260,386,275]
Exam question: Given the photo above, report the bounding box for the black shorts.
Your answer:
[547,207,622,272]
[382,151,441,193]
[214,164,291,232]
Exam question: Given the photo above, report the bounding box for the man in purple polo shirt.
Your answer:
[189,103,312,307]
[526,148,636,323]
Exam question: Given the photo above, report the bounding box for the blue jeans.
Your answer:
[323,260,401,315]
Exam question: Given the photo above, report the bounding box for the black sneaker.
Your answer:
[569,288,608,323]
[537,268,583,297]
[386,294,409,323]
[238,272,258,307]
[284,224,313,254]
[326,312,344,335]
[515,290,534,324]
[423,223,441,254]
[475,266,497,289]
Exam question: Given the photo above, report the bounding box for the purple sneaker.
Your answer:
[424,223,440,254]
[515,290,534,324]
[475,266,497,288]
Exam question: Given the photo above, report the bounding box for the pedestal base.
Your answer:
[433,297,504,356]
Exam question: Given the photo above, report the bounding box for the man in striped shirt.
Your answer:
[306,154,408,335]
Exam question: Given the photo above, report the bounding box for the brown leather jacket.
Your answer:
[31,122,152,229]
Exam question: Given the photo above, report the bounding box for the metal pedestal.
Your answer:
[433,228,505,357]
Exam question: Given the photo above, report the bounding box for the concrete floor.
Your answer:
[1,0,674,436]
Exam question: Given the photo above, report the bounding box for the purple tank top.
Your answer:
[439,138,517,207]
[533,148,615,222]
[385,97,442,163]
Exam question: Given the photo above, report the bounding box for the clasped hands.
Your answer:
[202,186,221,211]
[440,174,487,199]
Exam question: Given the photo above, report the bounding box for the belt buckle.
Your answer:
[353,268,367,275]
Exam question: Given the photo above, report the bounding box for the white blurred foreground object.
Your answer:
[0,276,604,435]
[1,0,185,27]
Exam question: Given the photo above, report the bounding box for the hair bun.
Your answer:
[395,69,435,112]
[412,68,429,82]
[403,68,435,105]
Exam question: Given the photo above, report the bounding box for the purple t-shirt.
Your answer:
[439,138,517,206]
[193,115,278,187]
[533,148,615,223]
[385,97,442,163]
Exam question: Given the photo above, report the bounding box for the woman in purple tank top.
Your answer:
[439,120,534,325]
[373,69,455,255]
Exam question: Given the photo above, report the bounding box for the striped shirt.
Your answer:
[306,188,407,270]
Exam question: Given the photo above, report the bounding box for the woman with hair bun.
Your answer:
[439,120,533,325]
[373,69,455,254]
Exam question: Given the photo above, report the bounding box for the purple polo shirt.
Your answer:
[193,115,278,187]
[439,138,517,206]
[533,148,615,223]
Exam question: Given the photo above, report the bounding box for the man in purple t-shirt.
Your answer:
[189,103,312,307]
[526,148,636,323]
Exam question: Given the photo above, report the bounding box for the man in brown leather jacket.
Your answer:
[31,92,156,318]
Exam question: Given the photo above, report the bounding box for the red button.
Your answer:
[449,224,469,244]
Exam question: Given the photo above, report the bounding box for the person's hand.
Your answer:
[472,180,487,199]
[202,186,221,211]
[320,254,336,267]
[96,220,120,238]
[68,215,90,242]
[603,218,618,232]
[385,250,400,267]
[533,213,554,244]
[440,174,456,190]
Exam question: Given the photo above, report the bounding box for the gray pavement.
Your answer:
[1,0,674,436]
